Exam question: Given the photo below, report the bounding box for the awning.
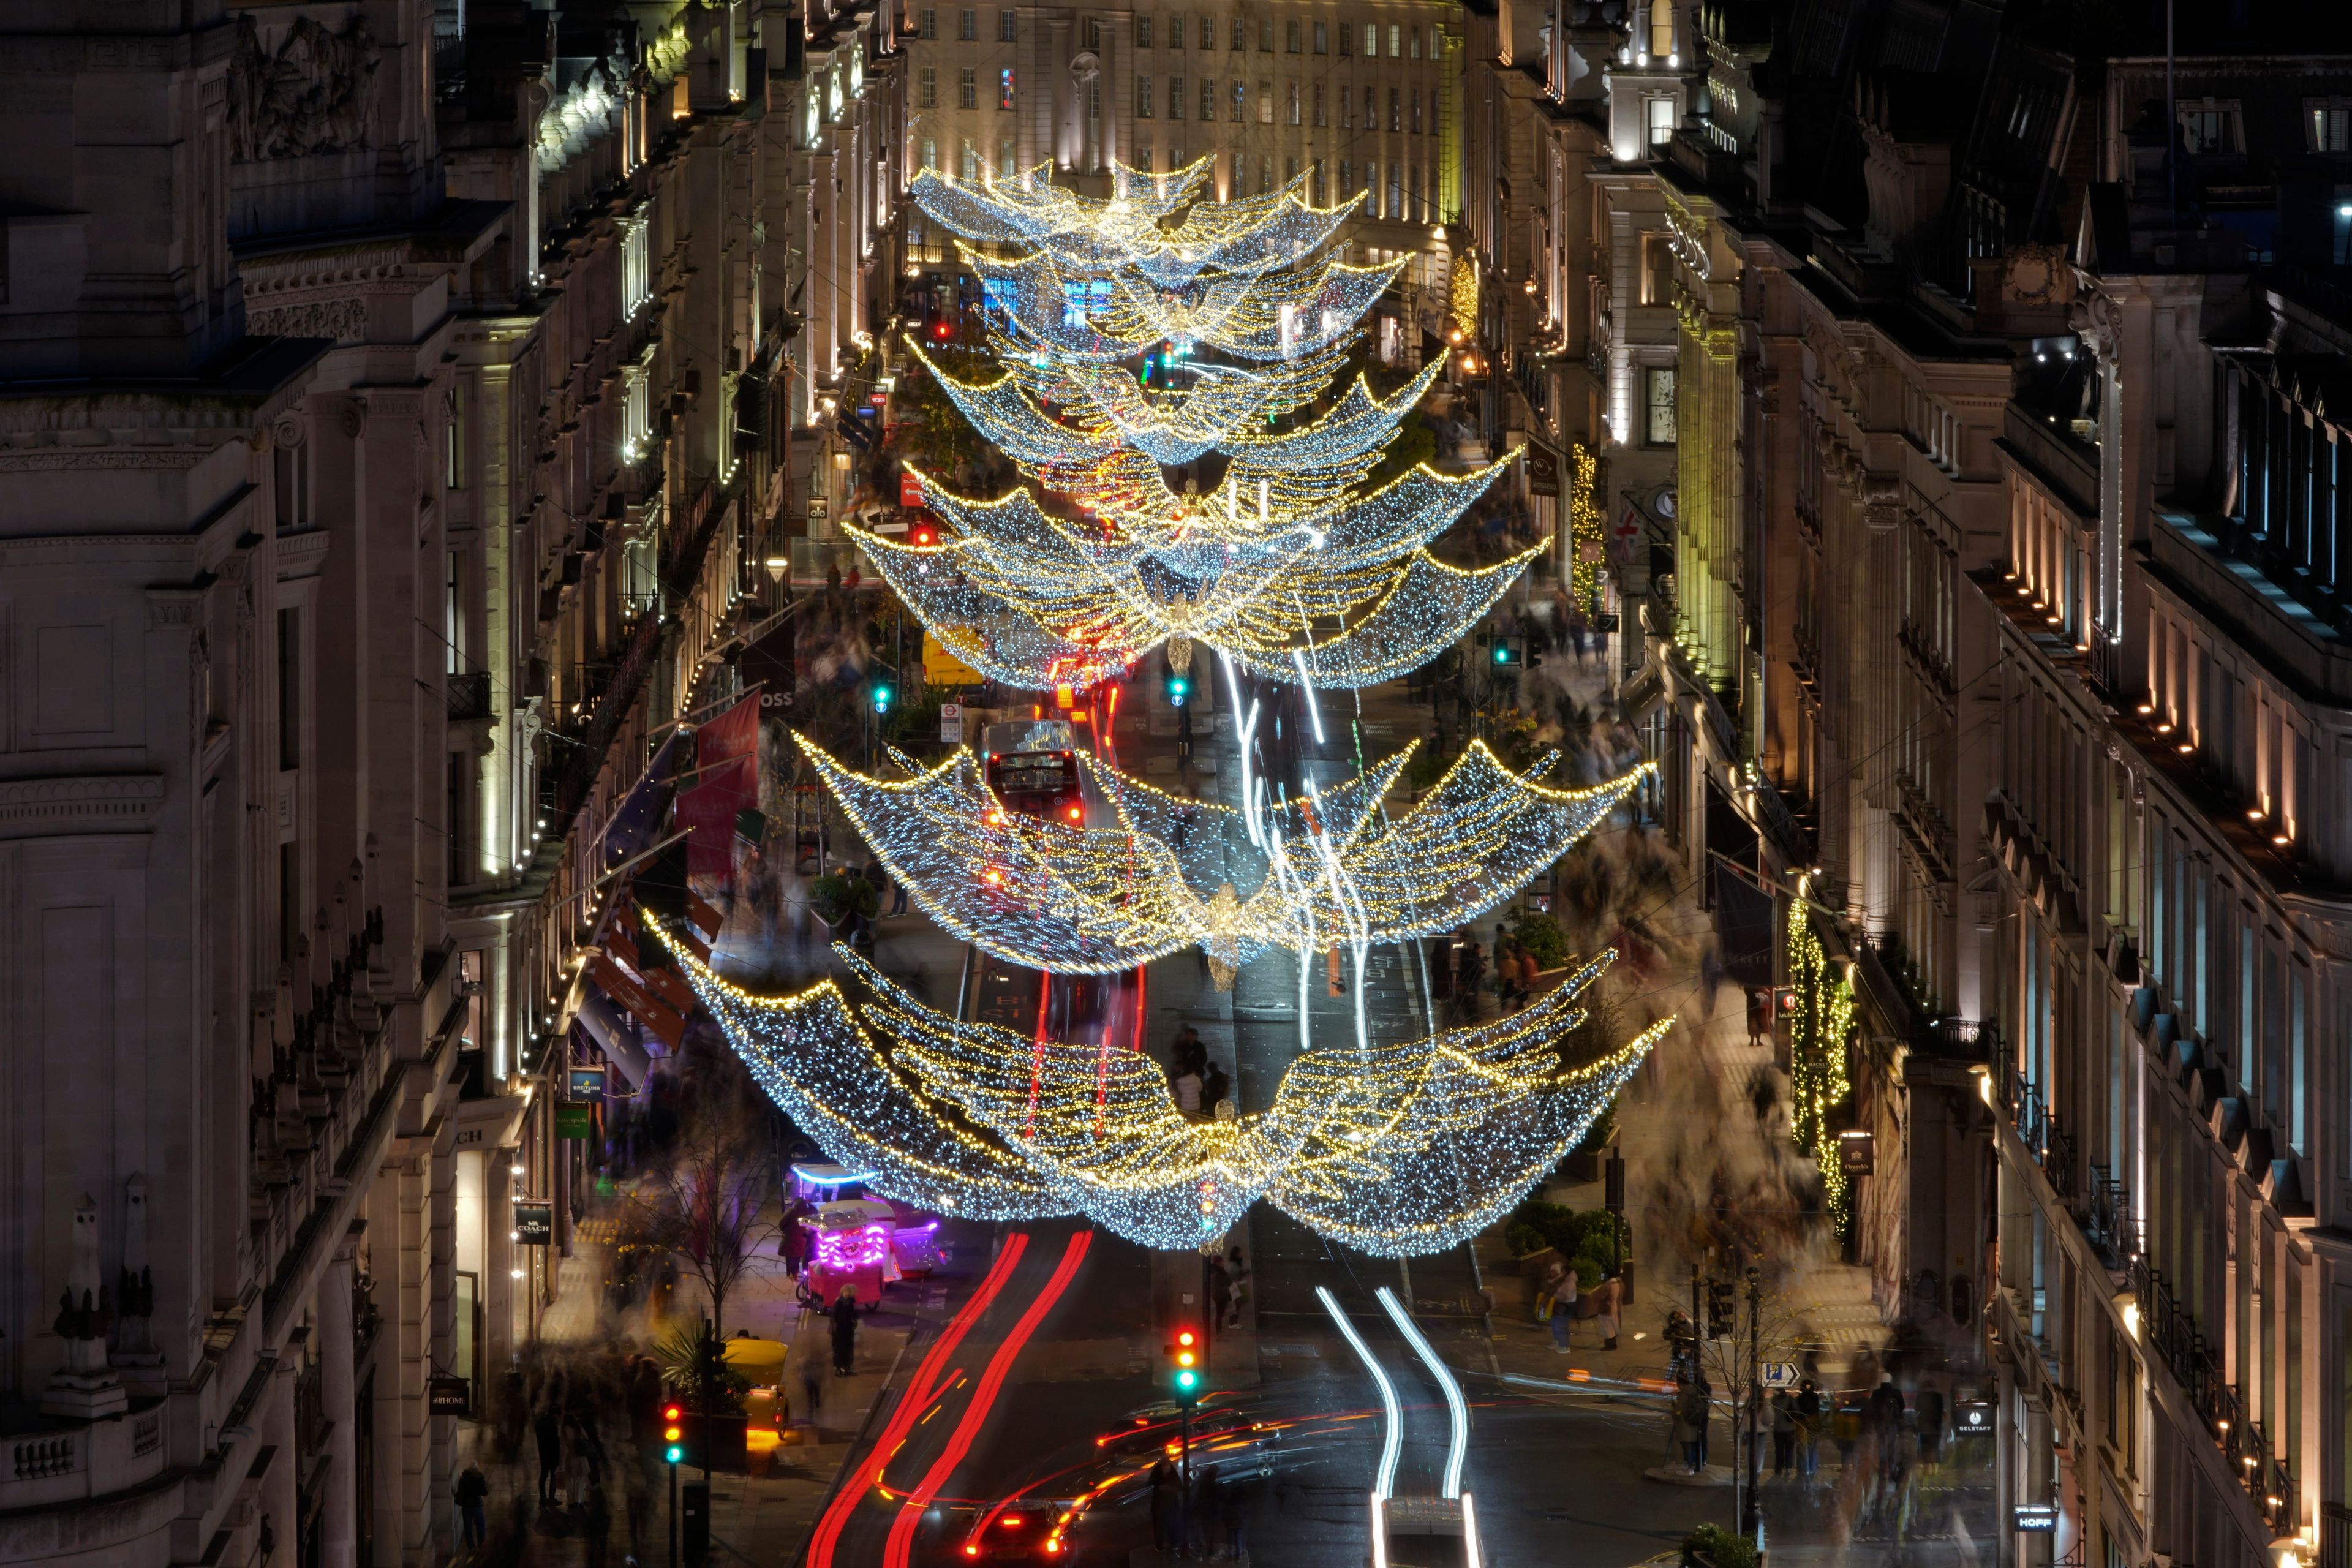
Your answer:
[588,953,687,1051]
[1619,663,1665,720]
[575,990,653,1091]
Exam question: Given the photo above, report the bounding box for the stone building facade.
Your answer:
[0,1,894,1564]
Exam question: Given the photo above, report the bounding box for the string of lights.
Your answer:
[794,729,1651,974]
[663,924,1668,1255]
[1785,904,1856,1237]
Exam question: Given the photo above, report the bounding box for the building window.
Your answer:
[1387,161,1401,216]
[2308,99,2352,151]
[2177,98,2242,154]
[1137,143,1153,172]
[1313,20,1327,53]
[1231,17,1245,50]
[1085,17,1101,48]
[1136,15,1152,45]
[1365,159,1380,217]
[1363,23,1379,56]
[1312,157,1325,202]
[1647,96,1675,146]
[922,135,938,170]
[1088,82,1101,121]
[1202,78,1216,120]
[920,66,937,106]
[959,67,977,108]
[1169,76,1185,118]
[1640,232,1672,303]
[1339,19,1352,55]
[1649,0,1673,58]
[1645,366,1678,445]
[1000,67,1015,109]
[1231,80,1246,121]
[1260,155,1273,194]
[1339,157,1351,195]
[1259,16,1272,51]
[1409,23,1422,58]
[1199,16,1213,48]
[1389,86,1400,131]
[960,137,979,179]
[1170,12,1185,48]
[1313,81,1327,126]
[1286,18,1301,51]
[959,7,976,39]
[1410,88,1421,134]
[998,9,1015,39]
[1137,75,1154,116]
[1287,81,1300,124]
[1389,24,1401,58]
[919,7,935,37]
[1258,80,1273,123]
[1364,85,1376,126]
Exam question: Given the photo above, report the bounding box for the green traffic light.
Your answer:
[1494,645,1510,664]
[666,1445,684,1464]
[1175,1369,1198,1391]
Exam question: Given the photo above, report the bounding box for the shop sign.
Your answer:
[1837,1129,1876,1174]
[1953,1401,1994,1434]
[1524,442,1561,497]
[567,1066,606,1099]
[515,1203,554,1245]
[555,1103,594,1140]
[428,1375,472,1416]
[2012,1504,2058,1532]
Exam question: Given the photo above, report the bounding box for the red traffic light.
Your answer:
[1176,1330,1196,1347]
[662,1403,682,1422]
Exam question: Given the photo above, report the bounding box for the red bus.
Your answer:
[980,719,1083,823]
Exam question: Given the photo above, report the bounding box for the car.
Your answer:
[930,1499,1086,1563]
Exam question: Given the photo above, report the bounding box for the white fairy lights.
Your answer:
[794,729,1652,976]
[663,924,1670,1255]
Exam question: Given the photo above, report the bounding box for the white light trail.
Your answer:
[1377,1285,1468,1499]
[1319,1286,1402,1502]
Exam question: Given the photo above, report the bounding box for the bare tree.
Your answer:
[628,1099,780,1341]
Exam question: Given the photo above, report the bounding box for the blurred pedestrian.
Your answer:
[1795,1379,1823,1488]
[1219,1471,1251,1559]
[1866,1376,1906,1480]
[1207,1255,1234,1332]
[1770,1389,1796,1476]
[829,1289,862,1374]
[1671,1379,1709,1474]
[533,1403,562,1504]
[454,1461,489,1551]
[1149,1455,1178,1553]
[1200,1058,1231,1112]
[1915,1382,1947,1471]
[796,1336,827,1429]
[1746,987,1771,1049]
[1223,1247,1251,1329]
[1173,1063,1204,1116]
[1547,1266,1578,1352]
[1586,1270,1623,1350]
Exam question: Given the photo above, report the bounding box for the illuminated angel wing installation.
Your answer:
[662,925,1672,1254]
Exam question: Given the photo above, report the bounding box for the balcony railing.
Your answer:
[1994,1053,2076,1199]
[2133,1257,2297,1533]
[2084,1163,2139,1272]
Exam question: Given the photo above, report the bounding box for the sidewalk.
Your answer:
[454,1207,935,1566]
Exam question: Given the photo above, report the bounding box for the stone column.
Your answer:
[259,1354,300,1568]
[320,1226,362,1568]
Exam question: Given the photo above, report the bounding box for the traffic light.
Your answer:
[662,1401,686,1466]
[1491,635,1524,669]
[1164,666,1189,706]
[871,681,894,716]
[1705,1278,1733,1340]
[1167,1327,1202,1404]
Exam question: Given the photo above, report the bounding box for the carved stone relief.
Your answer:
[249,298,368,342]
[226,14,382,163]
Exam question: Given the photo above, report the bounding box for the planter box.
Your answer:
[1559,1151,1602,1183]
[1511,1245,1564,1280]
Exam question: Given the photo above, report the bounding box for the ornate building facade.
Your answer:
[0,1,895,1563]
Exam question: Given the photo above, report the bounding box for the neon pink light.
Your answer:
[816,1221,892,1272]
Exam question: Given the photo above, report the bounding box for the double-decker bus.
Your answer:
[979,719,1083,823]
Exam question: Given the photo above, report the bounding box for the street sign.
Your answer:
[900,470,924,508]
[515,1203,554,1245]
[1760,1361,1800,1388]
[940,701,965,744]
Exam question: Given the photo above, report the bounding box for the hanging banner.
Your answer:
[695,693,761,767]
[679,754,759,881]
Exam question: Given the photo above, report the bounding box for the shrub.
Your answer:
[811,874,878,924]
[1506,1199,1581,1257]
[1683,1525,1758,1568]
[1570,1098,1618,1157]
[1504,1221,1547,1257]
[1509,909,1570,970]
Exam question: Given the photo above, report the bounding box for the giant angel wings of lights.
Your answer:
[884,159,1539,691]
[793,731,1652,979]
[663,927,1672,1255]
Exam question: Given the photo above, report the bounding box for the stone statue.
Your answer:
[115,1176,165,1393]
[42,1194,127,1419]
